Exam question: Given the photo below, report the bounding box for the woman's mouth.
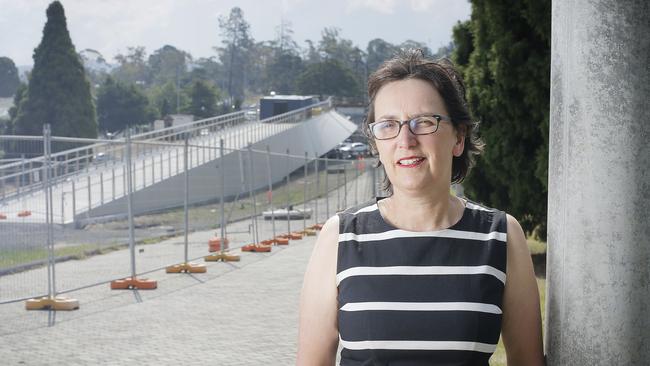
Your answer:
[397,157,425,167]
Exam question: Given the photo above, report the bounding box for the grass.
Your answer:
[527,237,547,255]
[0,243,104,269]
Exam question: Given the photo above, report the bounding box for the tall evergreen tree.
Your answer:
[453,0,551,237]
[13,1,97,140]
[0,57,20,97]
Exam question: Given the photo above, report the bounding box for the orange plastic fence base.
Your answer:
[17,210,31,218]
[302,228,317,236]
[275,237,289,245]
[110,277,157,290]
[260,239,275,246]
[277,232,302,240]
[310,223,324,230]
[208,237,229,252]
[25,296,79,311]
[204,252,241,262]
[166,262,207,273]
[0,213,6,220]
[241,244,272,253]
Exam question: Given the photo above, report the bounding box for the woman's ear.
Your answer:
[452,125,466,157]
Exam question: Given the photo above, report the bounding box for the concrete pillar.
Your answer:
[547,1,650,365]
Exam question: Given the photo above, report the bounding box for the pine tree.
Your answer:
[13,1,97,141]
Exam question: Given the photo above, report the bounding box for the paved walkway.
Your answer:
[0,170,373,365]
[0,224,319,365]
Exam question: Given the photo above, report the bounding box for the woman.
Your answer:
[297,50,544,365]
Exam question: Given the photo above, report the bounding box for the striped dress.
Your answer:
[336,198,507,365]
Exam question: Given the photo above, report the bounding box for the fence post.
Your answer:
[354,159,359,206]
[25,124,79,310]
[303,152,308,233]
[343,162,348,209]
[247,144,260,246]
[111,168,115,200]
[165,134,207,273]
[110,128,157,289]
[71,179,76,226]
[266,145,276,240]
[325,157,330,219]
[87,175,91,211]
[204,138,239,262]
[184,136,189,263]
[314,153,319,226]
[286,149,291,237]
[100,172,104,205]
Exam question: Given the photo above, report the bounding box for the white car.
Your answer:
[350,142,369,156]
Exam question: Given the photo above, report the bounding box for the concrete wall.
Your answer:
[81,111,357,220]
[546,1,650,364]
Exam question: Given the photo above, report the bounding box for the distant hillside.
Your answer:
[79,49,114,73]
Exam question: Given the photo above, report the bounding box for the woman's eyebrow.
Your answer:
[376,112,438,120]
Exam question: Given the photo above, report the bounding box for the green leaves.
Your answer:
[455,0,551,238]
[0,57,20,97]
[96,76,150,132]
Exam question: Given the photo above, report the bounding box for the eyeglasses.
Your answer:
[368,114,452,140]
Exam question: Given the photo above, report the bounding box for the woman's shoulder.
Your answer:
[460,198,509,233]
[338,199,379,217]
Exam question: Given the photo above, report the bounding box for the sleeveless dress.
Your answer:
[336,197,508,365]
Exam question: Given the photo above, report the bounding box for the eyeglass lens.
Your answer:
[371,116,439,139]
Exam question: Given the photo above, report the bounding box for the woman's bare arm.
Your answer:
[296,215,340,365]
[501,214,545,365]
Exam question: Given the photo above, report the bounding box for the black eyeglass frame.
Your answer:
[368,114,452,140]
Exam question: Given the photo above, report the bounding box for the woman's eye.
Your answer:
[414,118,434,127]
[377,121,397,130]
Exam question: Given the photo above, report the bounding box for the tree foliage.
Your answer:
[188,80,220,119]
[453,0,551,237]
[217,7,254,103]
[148,45,190,86]
[297,59,361,98]
[96,76,151,132]
[0,57,20,97]
[366,38,399,75]
[113,46,151,85]
[13,1,97,140]
[148,81,189,116]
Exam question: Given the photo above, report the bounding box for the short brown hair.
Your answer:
[364,49,483,191]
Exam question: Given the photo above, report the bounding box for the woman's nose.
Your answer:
[396,122,417,148]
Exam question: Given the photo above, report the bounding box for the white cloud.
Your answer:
[346,0,396,15]
[410,0,434,12]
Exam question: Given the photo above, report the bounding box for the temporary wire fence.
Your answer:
[0,123,379,308]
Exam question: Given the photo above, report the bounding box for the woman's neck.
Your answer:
[379,188,464,232]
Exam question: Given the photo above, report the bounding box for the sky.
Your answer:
[0,0,471,67]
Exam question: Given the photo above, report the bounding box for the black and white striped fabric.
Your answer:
[336,197,507,365]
